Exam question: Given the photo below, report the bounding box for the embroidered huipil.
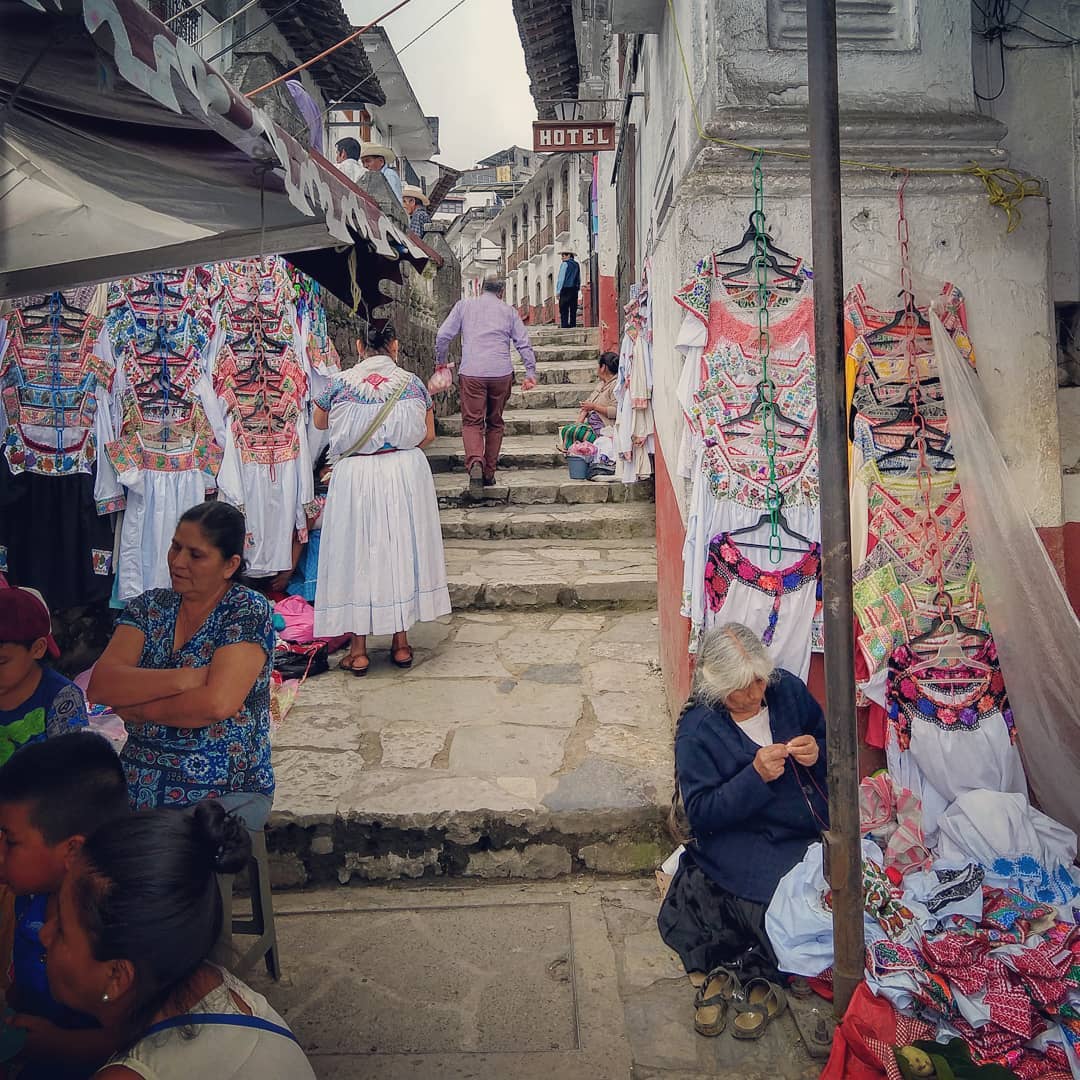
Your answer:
[0,288,119,504]
[676,262,824,652]
[211,258,314,576]
[102,271,225,600]
[701,533,821,679]
[885,637,1027,837]
[0,289,121,606]
[614,281,655,483]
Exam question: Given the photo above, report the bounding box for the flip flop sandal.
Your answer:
[731,978,787,1040]
[339,655,369,677]
[688,971,707,989]
[692,966,740,1037]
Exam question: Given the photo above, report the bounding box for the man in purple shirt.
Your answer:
[435,278,538,497]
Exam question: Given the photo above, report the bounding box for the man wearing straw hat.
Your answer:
[360,141,404,206]
[403,185,432,237]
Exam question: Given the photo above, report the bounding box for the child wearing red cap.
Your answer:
[0,588,88,766]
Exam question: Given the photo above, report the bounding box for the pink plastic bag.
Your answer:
[274,595,315,644]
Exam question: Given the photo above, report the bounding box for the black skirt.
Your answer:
[657,853,781,982]
[0,457,115,610]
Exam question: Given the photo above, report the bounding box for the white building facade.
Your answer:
[485,153,593,325]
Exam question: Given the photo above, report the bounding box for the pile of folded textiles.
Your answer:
[768,783,1080,1080]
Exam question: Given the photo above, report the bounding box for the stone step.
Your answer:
[434,467,654,509]
[445,538,657,611]
[528,325,599,347]
[436,408,575,438]
[265,609,671,888]
[508,384,592,410]
[532,344,599,364]
[440,502,655,542]
[521,360,597,386]
[425,434,565,472]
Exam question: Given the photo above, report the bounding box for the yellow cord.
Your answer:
[664,0,1043,232]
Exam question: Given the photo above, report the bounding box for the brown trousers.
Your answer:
[459,373,514,478]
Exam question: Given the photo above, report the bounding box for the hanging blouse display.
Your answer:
[614,279,655,483]
[102,272,225,601]
[700,532,820,679]
[211,258,315,576]
[0,289,119,609]
[885,638,1027,837]
[687,274,818,510]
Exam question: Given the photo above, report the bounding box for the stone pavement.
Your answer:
[268,610,675,885]
[248,876,821,1080]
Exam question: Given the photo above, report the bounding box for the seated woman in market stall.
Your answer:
[41,800,316,1078]
[87,502,275,830]
[558,351,619,450]
[659,622,828,1037]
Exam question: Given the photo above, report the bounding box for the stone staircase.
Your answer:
[266,326,668,890]
[428,326,657,610]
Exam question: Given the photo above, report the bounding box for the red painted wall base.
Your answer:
[598,274,619,353]
[653,442,692,720]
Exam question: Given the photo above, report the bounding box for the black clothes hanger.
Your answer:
[127,276,186,305]
[727,510,817,553]
[865,292,930,344]
[713,211,802,268]
[720,252,804,289]
[134,326,189,361]
[719,387,811,435]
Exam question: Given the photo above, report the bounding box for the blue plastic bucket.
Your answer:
[567,455,591,480]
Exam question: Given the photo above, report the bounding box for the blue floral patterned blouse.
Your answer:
[117,585,275,810]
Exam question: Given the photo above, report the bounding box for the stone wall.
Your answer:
[324,202,462,417]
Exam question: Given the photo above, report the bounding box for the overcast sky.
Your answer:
[341,0,538,169]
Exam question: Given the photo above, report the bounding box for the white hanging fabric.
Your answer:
[931,309,1080,836]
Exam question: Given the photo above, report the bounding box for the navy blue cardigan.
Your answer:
[676,670,830,904]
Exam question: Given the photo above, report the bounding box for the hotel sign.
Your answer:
[533,121,617,153]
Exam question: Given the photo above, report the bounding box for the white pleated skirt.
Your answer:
[313,448,451,637]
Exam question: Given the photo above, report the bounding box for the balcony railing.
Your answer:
[514,244,527,268]
[538,224,554,250]
[528,235,539,259]
[556,209,570,236]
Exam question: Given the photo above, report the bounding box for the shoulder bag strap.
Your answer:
[339,376,411,460]
[141,1011,300,1043]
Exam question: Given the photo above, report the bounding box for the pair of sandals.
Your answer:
[339,641,414,677]
[689,966,787,1039]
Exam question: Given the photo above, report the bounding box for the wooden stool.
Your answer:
[217,828,281,980]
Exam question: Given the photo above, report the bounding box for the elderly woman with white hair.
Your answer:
[658,622,828,1038]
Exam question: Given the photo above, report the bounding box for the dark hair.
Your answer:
[597,351,619,376]
[336,137,361,161]
[364,322,398,353]
[0,732,129,844]
[75,800,251,1036]
[482,278,505,295]
[177,502,248,582]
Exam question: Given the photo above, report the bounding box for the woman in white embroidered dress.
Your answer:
[312,323,450,674]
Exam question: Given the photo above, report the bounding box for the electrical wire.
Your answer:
[321,0,469,117]
[191,0,260,47]
[205,0,301,63]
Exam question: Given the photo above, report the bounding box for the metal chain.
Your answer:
[896,173,950,617]
[751,151,783,564]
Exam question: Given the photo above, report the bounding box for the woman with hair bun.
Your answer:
[88,502,276,829]
[41,800,316,1077]
[312,322,450,675]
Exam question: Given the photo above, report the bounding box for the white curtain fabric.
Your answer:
[931,310,1080,835]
